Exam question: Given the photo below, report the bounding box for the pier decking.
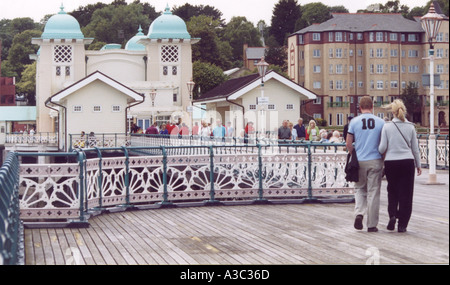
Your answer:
[24,169,449,265]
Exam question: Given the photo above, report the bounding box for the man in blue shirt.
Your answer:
[346,96,385,232]
[213,119,226,142]
[294,118,306,140]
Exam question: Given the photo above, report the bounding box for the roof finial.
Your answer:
[59,2,67,14]
[164,3,172,14]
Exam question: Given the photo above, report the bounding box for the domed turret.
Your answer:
[125,26,147,51]
[41,4,84,39]
[147,5,191,39]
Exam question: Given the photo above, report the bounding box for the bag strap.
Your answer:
[392,121,411,149]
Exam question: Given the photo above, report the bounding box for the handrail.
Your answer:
[11,142,354,227]
[0,152,23,265]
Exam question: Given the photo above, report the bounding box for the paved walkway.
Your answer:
[24,169,449,265]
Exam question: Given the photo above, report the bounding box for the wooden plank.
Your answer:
[47,229,66,265]
[31,229,45,265]
[24,229,35,265]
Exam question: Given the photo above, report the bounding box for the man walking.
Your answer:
[346,96,385,232]
[294,118,306,140]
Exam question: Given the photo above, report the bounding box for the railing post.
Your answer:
[73,150,89,227]
[94,147,104,211]
[254,144,270,204]
[121,146,133,209]
[204,146,222,206]
[69,134,73,152]
[159,146,174,208]
[305,141,318,203]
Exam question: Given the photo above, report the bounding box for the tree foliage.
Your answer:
[269,0,301,46]
[192,61,228,99]
[400,83,422,122]
[172,3,224,24]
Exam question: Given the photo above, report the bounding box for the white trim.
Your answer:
[51,71,144,103]
[227,71,317,101]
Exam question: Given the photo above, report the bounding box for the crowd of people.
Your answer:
[276,118,344,143]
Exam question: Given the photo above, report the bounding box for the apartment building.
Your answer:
[287,8,449,128]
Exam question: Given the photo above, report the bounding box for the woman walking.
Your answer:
[378,99,422,232]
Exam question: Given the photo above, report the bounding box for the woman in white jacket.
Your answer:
[378,99,422,233]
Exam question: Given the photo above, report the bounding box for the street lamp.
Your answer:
[255,57,270,137]
[421,2,444,184]
[187,79,195,130]
[150,89,157,125]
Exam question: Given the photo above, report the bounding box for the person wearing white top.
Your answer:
[378,99,422,233]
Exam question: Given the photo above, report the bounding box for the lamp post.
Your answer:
[150,89,157,125]
[256,57,269,137]
[187,79,195,130]
[421,2,443,184]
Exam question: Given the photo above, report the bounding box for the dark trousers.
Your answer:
[384,159,415,228]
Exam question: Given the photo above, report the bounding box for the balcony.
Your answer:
[426,100,449,107]
[327,102,349,108]
[373,101,391,107]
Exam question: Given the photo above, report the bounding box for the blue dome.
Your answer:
[41,5,84,39]
[125,26,146,51]
[147,5,191,39]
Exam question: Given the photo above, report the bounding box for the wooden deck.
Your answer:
[24,169,449,265]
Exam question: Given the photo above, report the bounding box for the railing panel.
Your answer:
[18,163,81,220]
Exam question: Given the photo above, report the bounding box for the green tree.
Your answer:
[300,2,333,26]
[82,2,157,47]
[264,35,287,72]
[400,83,422,123]
[172,3,224,24]
[16,62,36,106]
[221,16,262,62]
[5,29,41,81]
[269,0,301,46]
[192,61,228,99]
[187,15,231,70]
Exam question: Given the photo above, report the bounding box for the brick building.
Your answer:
[287,3,449,128]
[0,41,16,106]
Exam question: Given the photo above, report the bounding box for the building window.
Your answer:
[163,66,168,76]
[268,104,276,110]
[73,106,82,112]
[313,97,321,104]
[370,64,374,74]
[313,65,321,73]
[328,32,333,42]
[337,113,344,126]
[358,81,363,88]
[56,66,61,76]
[390,33,398,41]
[329,48,333,58]
[161,45,179,63]
[335,48,342,58]
[172,66,178,75]
[313,113,322,119]
[369,32,374,42]
[93,106,102,112]
[377,113,385,119]
[312,33,321,41]
[369,48,374,58]
[376,81,384,90]
[408,34,418,42]
[313,81,321,89]
[173,92,178,102]
[313,49,321,57]
[436,48,444,58]
[329,80,334,90]
[54,45,73,63]
[357,33,363,40]
[298,34,304,44]
[376,48,383,58]
[65,66,70,76]
[286,104,294,110]
[376,32,383,41]
[436,32,444,42]
[391,49,398,57]
[335,32,342,42]
[391,65,398,73]
[357,65,363,72]
[336,64,343,74]
[376,64,383,74]
[437,64,444,74]
[357,49,363,56]
[112,105,121,112]
[336,80,343,90]
[408,50,419,57]
[249,104,256,110]
[409,65,419,73]
[391,81,398,88]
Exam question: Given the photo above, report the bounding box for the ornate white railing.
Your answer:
[15,143,354,224]
[6,133,58,145]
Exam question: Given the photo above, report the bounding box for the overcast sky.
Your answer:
[0,0,428,25]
